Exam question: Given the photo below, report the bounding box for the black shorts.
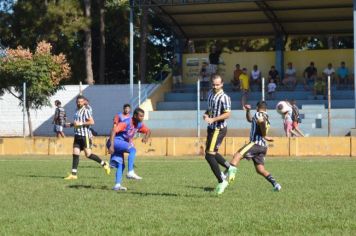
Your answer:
[73,135,92,151]
[238,142,267,165]
[205,127,227,153]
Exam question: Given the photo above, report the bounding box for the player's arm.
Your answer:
[108,122,126,154]
[206,111,231,124]
[256,114,274,142]
[139,124,151,144]
[244,104,252,123]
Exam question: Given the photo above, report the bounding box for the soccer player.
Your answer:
[64,95,111,180]
[52,100,66,138]
[115,104,131,122]
[227,101,282,191]
[107,107,151,191]
[203,74,231,195]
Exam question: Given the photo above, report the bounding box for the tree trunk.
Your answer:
[84,0,94,85]
[139,5,148,83]
[26,106,33,137]
[98,0,106,84]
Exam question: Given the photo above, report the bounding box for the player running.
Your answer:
[226,101,282,192]
[107,107,151,191]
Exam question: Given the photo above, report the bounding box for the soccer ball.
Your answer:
[276,101,292,115]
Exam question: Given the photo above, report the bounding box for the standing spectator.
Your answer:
[231,64,242,91]
[289,99,305,137]
[303,62,318,90]
[336,61,350,89]
[171,57,183,92]
[267,78,277,100]
[53,100,66,138]
[208,45,221,75]
[268,65,280,85]
[322,63,335,83]
[283,62,297,90]
[239,68,250,108]
[250,65,262,91]
[200,62,210,100]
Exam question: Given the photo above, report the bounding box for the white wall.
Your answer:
[0,84,156,137]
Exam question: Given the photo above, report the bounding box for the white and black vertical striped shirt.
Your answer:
[250,111,270,147]
[74,106,92,137]
[206,89,231,129]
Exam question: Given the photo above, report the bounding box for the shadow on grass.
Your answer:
[67,184,110,190]
[20,174,65,179]
[126,191,179,197]
[186,185,214,192]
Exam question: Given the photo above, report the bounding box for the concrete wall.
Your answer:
[1,137,355,157]
[182,49,354,84]
[0,84,156,137]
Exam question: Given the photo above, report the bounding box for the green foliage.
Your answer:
[0,157,356,235]
[0,41,71,109]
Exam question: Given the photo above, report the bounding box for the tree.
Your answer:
[97,0,106,84]
[83,0,94,84]
[0,41,71,136]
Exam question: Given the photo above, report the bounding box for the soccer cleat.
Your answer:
[227,166,237,183]
[126,172,142,180]
[103,162,111,175]
[274,183,282,191]
[112,184,127,191]
[64,174,78,180]
[215,180,229,195]
[221,171,227,181]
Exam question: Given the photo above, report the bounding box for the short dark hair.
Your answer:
[134,107,145,116]
[76,95,86,101]
[257,101,267,110]
[211,74,224,83]
[123,104,131,109]
[55,100,61,106]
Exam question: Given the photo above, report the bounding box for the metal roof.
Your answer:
[137,0,353,39]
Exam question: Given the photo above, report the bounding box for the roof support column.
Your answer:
[275,34,285,81]
[174,37,184,64]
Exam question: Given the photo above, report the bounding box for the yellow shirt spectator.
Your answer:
[239,72,249,91]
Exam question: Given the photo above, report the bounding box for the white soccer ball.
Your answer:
[276,101,292,115]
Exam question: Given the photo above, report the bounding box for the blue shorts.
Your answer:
[106,138,134,167]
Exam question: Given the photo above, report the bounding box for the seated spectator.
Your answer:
[250,64,261,91]
[267,78,277,100]
[239,68,250,108]
[268,65,280,85]
[322,63,335,84]
[336,61,350,89]
[283,62,297,90]
[303,61,317,90]
[313,77,326,99]
[231,64,242,91]
[200,62,210,100]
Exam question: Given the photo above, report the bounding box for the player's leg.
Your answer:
[127,146,142,180]
[205,128,228,194]
[64,137,81,180]
[253,152,281,191]
[214,127,230,170]
[111,154,127,191]
[83,135,110,175]
[227,142,254,183]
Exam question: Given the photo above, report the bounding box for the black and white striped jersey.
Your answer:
[206,89,231,129]
[74,106,92,137]
[250,111,270,147]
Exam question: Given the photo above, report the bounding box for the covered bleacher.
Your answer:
[136,0,356,136]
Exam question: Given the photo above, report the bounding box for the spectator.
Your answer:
[52,100,66,138]
[267,78,277,100]
[289,99,305,137]
[208,45,221,75]
[231,64,242,91]
[303,62,317,90]
[313,77,326,99]
[200,62,210,100]
[283,62,297,90]
[250,64,261,91]
[239,68,250,108]
[336,61,350,89]
[170,57,183,92]
[268,65,280,85]
[322,63,335,84]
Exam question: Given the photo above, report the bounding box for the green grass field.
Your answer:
[0,156,356,235]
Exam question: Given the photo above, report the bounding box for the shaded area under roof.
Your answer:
[137,0,353,39]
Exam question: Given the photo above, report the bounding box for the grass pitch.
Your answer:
[0,156,356,235]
